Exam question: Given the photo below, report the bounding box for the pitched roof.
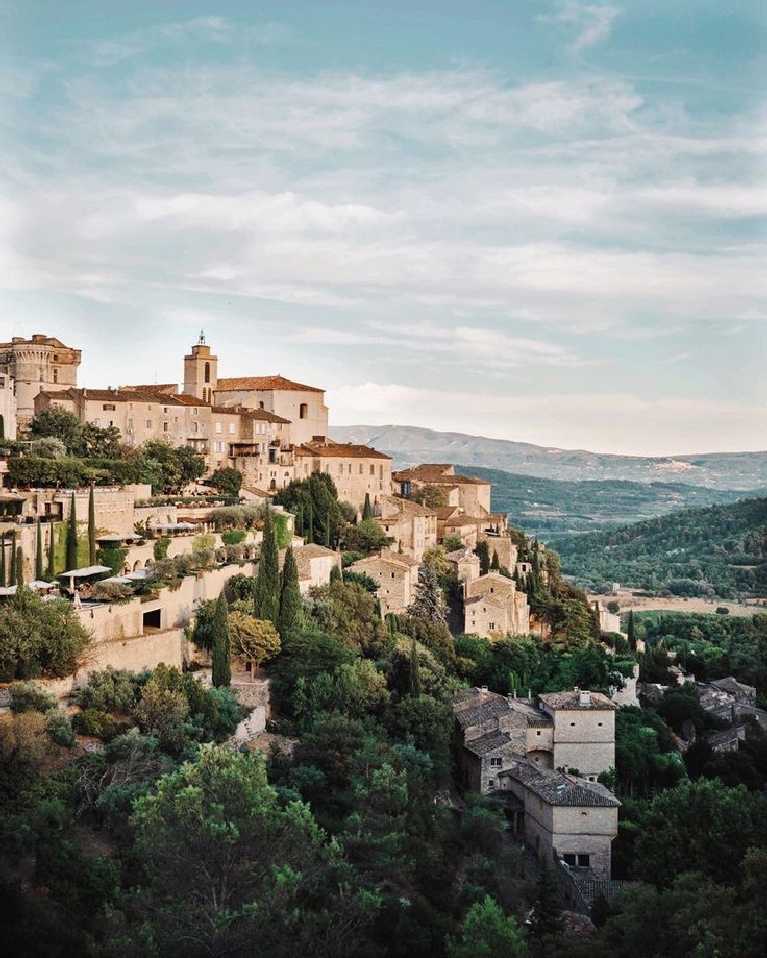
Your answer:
[539,690,616,711]
[465,730,513,757]
[453,688,513,728]
[122,383,178,394]
[710,677,755,697]
[216,375,324,393]
[349,550,419,571]
[501,759,620,807]
[295,441,391,461]
[378,495,436,518]
[42,387,209,408]
[238,408,291,424]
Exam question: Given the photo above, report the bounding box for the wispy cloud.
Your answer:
[539,2,620,54]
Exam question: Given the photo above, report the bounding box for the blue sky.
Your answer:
[2,0,765,455]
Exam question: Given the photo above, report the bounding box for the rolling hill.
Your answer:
[330,425,767,491]
[549,497,767,600]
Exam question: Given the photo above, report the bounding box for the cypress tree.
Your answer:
[409,636,421,698]
[88,482,97,566]
[306,501,314,543]
[66,492,78,571]
[0,533,5,587]
[9,530,17,583]
[277,547,303,637]
[362,493,372,521]
[253,509,279,623]
[211,591,231,688]
[627,610,636,650]
[0,414,4,440]
[490,548,500,571]
[323,517,331,548]
[15,546,23,589]
[475,540,490,575]
[329,564,342,584]
[47,524,56,579]
[35,520,44,581]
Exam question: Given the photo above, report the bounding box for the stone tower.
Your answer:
[183,331,218,403]
[0,334,81,430]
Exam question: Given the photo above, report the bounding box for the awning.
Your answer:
[59,565,113,578]
[95,533,143,544]
[149,522,195,532]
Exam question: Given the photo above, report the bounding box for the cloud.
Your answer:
[540,2,620,54]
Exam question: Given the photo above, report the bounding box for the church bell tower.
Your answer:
[183,331,218,403]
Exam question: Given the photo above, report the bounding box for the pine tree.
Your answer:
[35,520,44,581]
[406,568,446,623]
[0,533,5,587]
[88,482,97,566]
[529,857,562,946]
[15,546,23,589]
[490,548,500,571]
[211,592,232,688]
[253,509,279,623]
[627,610,636,650]
[362,493,372,521]
[47,524,56,579]
[277,547,303,638]
[9,530,17,583]
[66,492,78,571]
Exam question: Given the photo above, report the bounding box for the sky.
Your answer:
[1,0,765,457]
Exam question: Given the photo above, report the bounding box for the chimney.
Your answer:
[579,690,591,706]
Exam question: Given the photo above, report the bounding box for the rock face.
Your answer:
[230,677,270,743]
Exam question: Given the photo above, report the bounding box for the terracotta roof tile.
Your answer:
[539,690,616,711]
[216,375,323,393]
[295,442,391,461]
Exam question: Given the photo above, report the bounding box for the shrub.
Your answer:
[9,681,58,714]
[92,581,134,602]
[77,667,145,712]
[225,544,245,564]
[72,708,119,740]
[153,537,171,561]
[715,606,730,615]
[45,708,75,746]
[221,530,246,546]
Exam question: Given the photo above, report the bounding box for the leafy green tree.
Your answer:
[211,592,232,688]
[411,484,448,509]
[230,612,280,672]
[209,467,243,497]
[30,408,84,454]
[253,509,279,623]
[342,518,390,553]
[407,568,446,623]
[35,520,44,581]
[0,590,91,681]
[88,483,96,565]
[446,896,528,958]
[277,546,303,637]
[66,493,78,571]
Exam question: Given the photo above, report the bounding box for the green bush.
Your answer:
[45,708,75,746]
[221,530,246,546]
[9,681,58,714]
[77,668,145,713]
[153,537,171,560]
[209,468,243,498]
[72,708,119,740]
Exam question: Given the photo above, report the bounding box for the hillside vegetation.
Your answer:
[551,497,767,599]
[463,465,748,536]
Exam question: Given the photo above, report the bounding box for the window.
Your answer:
[597,722,603,727]
[489,622,495,631]
[570,722,576,727]
[92,417,101,427]
[204,361,210,383]
[145,419,152,429]
[53,368,58,383]
[129,402,133,410]
[536,730,541,736]
[192,407,198,415]
[489,757,502,767]
[163,422,168,432]
[213,441,222,453]
[127,419,133,430]
[259,401,264,409]
[577,854,590,867]
[487,779,495,790]
[103,403,116,411]
[191,421,198,434]
[215,422,222,433]
[229,423,235,434]
[369,464,375,475]
[563,854,576,867]
[147,404,152,411]
[359,464,363,474]
[391,572,395,579]
[300,403,308,419]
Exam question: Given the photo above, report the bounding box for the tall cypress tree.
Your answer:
[211,591,231,688]
[362,493,372,521]
[409,636,421,698]
[277,547,303,638]
[253,509,279,623]
[490,548,500,571]
[306,501,314,543]
[0,533,5,587]
[88,483,97,566]
[9,530,17,584]
[475,540,490,576]
[15,546,23,589]
[627,610,636,650]
[66,492,78,571]
[47,524,56,579]
[35,520,44,581]
[329,563,342,584]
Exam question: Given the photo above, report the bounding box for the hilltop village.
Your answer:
[1,333,765,956]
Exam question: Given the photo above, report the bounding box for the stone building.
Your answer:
[393,463,492,515]
[0,369,17,440]
[538,690,616,781]
[348,549,420,616]
[213,375,328,448]
[0,334,81,429]
[291,543,342,593]
[294,439,392,513]
[374,495,437,561]
[463,571,530,638]
[445,547,481,587]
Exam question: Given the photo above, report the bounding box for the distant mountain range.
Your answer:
[331,425,767,492]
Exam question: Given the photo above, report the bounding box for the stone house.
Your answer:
[294,439,392,513]
[463,571,530,638]
[453,687,528,793]
[538,690,616,781]
[374,495,438,561]
[347,549,420,616]
[445,547,481,586]
[393,464,492,515]
[497,759,620,880]
[291,543,341,593]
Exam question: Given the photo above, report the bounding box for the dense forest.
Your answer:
[551,498,767,599]
[466,466,750,537]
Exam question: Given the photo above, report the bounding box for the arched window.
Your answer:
[300,403,308,419]
[204,362,210,383]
